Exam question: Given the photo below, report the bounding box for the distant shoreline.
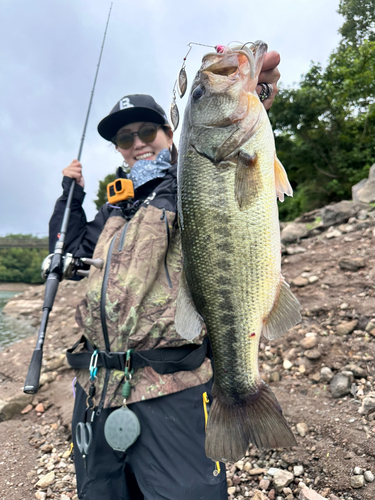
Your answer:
[0,283,37,292]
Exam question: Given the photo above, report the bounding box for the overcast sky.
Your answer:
[0,0,343,236]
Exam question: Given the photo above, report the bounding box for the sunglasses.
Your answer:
[113,124,162,150]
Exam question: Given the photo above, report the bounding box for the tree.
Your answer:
[269,2,375,221]
[338,0,375,47]
[94,173,116,210]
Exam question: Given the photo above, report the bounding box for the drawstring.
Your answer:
[161,208,172,289]
[203,392,221,476]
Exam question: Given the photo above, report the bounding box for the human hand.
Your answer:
[257,51,281,111]
[62,160,85,188]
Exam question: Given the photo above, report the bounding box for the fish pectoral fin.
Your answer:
[235,150,260,210]
[262,278,301,340]
[175,269,204,341]
[274,155,293,202]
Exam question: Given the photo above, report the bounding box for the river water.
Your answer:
[0,291,36,349]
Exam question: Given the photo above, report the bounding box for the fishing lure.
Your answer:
[170,42,226,131]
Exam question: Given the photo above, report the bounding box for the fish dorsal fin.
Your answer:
[235,150,260,210]
[262,277,301,340]
[175,269,204,341]
[274,155,293,202]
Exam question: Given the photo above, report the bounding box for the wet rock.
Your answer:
[292,276,309,287]
[304,349,321,360]
[320,367,334,382]
[338,257,366,271]
[350,475,365,488]
[296,423,309,437]
[272,469,294,491]
[300,335,318,350]
[299,489,326,500]
[364,470,374,482]
[35,471,55,488]
[281,223,309,244]
[330,372,352,398]
[336,320,358,335]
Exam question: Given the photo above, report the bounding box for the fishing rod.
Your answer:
[23,3,113,395]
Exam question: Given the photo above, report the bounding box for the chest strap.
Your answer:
[66,336,211,375]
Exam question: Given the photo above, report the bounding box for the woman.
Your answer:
[49,52,281,500]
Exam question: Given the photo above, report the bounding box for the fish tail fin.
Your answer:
[205,381,296,462]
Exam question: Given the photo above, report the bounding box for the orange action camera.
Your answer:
[107,179,134,204]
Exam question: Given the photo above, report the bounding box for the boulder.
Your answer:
[321,200,367,225]
[281,223,308,244]
[330,372,353,398]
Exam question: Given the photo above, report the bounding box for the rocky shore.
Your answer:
[1,200,375,500]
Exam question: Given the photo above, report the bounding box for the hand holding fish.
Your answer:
[257,50,281,110]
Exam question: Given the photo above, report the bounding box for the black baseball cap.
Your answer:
[97,94,169,141]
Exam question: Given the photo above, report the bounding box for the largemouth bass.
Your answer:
[176,42,301,462]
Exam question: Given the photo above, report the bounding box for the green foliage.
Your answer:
[0,235,48,284]
[270,29,375,220]
[338,0,375,46]
[94,173,116,210]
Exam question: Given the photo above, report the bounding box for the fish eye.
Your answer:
[192,86,204,99]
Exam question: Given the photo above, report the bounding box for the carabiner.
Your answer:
[89,350,99,381]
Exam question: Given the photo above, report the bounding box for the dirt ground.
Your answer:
[0,211,375,500]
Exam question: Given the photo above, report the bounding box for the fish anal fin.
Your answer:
[235,150,261,210]
[175,269,203,341]
[262,278,301,340]
[205,381,296,462]
[274,155,293,202]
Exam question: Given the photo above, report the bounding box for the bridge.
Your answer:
[0,238,49,249]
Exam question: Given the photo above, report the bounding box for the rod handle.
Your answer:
[23,349,43,394]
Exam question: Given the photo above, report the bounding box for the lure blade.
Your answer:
[177,67,188,98]
[169,100,180,131]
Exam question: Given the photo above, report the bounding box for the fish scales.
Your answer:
[176,42,301,462]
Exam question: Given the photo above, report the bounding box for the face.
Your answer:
[115,122,173,168]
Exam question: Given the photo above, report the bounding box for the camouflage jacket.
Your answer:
[74,165,213,408]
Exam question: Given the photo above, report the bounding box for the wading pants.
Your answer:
[72,379,227,500]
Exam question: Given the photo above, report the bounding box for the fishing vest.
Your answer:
[71,167,212,409]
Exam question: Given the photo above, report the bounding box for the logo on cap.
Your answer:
[120,97,134,110]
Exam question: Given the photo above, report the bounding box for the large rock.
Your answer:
[330,372,353,398]
[0,392,33,421]
[353,165,375,203]
[272,469,294,491]
[281,223,308,244]
[320,200,367,225]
